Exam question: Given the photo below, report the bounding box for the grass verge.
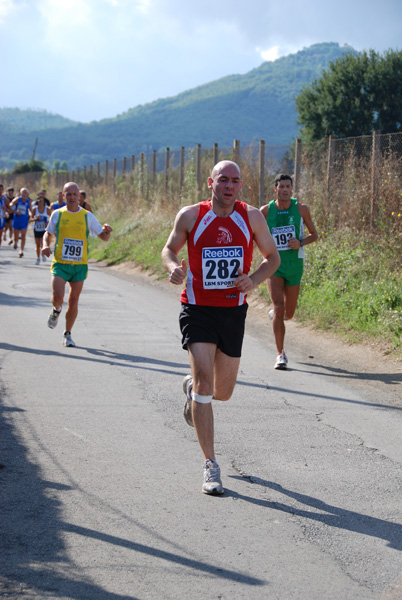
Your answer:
[89,192,402,360]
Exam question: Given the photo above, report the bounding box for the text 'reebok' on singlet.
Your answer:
[181,200,254,307]
[53,207,90,265]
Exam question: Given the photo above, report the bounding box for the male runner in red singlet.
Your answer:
[162,160,280,495]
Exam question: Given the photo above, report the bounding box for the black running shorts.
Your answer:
[179,303,248,358]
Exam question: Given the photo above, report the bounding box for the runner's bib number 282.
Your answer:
[272,225,296,250]
[62,238,84,261]
[202,246,243,289]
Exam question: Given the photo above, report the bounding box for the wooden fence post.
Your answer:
[140,153,144,197]
[131,155,135,185]
[180,146,185,194]
[233,139,240,164]
[97,162,100,184]
[105,161,108,185]
[165,147,170,198]
[123,157,127,177]
[327,135,336,195]
[196,144,201,193]
[371,130,380,229]
[113,158,117,179]
[259,139,265,207]
[152,150,156,187]
[294,138,302,195]
[213,143,219,166]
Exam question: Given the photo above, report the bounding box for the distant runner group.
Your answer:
[0,182,112,347]
[2,164,318,495]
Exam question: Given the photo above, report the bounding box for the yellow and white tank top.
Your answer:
[53,207,89,265]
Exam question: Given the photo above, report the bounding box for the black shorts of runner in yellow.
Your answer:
[51,262,88,282]
[273,256,304,286]
[179,303,248,358]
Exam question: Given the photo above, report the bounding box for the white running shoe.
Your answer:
[269,309,274,321]
[182,374,194,427]
[202,460,224,495]
[35,258,40,265]
[42,254,47,262]
[274,351,288,370]
[47,308,61,329]
[63,331,76,347]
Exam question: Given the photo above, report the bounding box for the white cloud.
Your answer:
[0,0,17,23]
[258,45,280,62]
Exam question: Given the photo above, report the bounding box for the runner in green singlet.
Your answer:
[261,173,318,370]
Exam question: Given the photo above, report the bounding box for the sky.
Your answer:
[1,0,401,123]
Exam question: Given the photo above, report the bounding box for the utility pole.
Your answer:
[32,137,38,161]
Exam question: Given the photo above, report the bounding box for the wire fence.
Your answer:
[3,131,402,233]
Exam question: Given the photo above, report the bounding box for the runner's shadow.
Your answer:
[0,342,187,375]
[0,291,48,308]
[227,475,402,551]
[296,362,402,386]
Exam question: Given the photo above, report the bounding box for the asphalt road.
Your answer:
[1,240,402,600]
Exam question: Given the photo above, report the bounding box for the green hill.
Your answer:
[0,43,356,170]
[0,108,78,131]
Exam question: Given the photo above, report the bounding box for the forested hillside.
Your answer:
[0,42,356,170]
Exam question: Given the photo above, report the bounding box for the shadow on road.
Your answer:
[228,475,402,551]
[0,342,188,376]
[297,361,402,387]
[0,387,265,597]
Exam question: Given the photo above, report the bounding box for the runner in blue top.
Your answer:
[0,184,6,247]
[10,188,31,257]
[50,190,66,212]
[261,173,318,370]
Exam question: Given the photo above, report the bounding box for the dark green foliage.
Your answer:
[296,49,402,141]
[0,43,354,169]
[12,159,46,174]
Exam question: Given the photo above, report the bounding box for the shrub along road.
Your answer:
[1,241,402,600]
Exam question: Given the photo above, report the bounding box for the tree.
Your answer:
[12,159,46,174]
[295,49,402,142]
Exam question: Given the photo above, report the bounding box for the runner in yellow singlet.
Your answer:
[42,182,112,348]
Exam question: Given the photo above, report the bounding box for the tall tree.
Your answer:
[295,49,402,142]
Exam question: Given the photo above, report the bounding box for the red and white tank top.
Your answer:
[181,200,254,307]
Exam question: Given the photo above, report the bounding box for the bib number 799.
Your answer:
[62,238,84,262]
